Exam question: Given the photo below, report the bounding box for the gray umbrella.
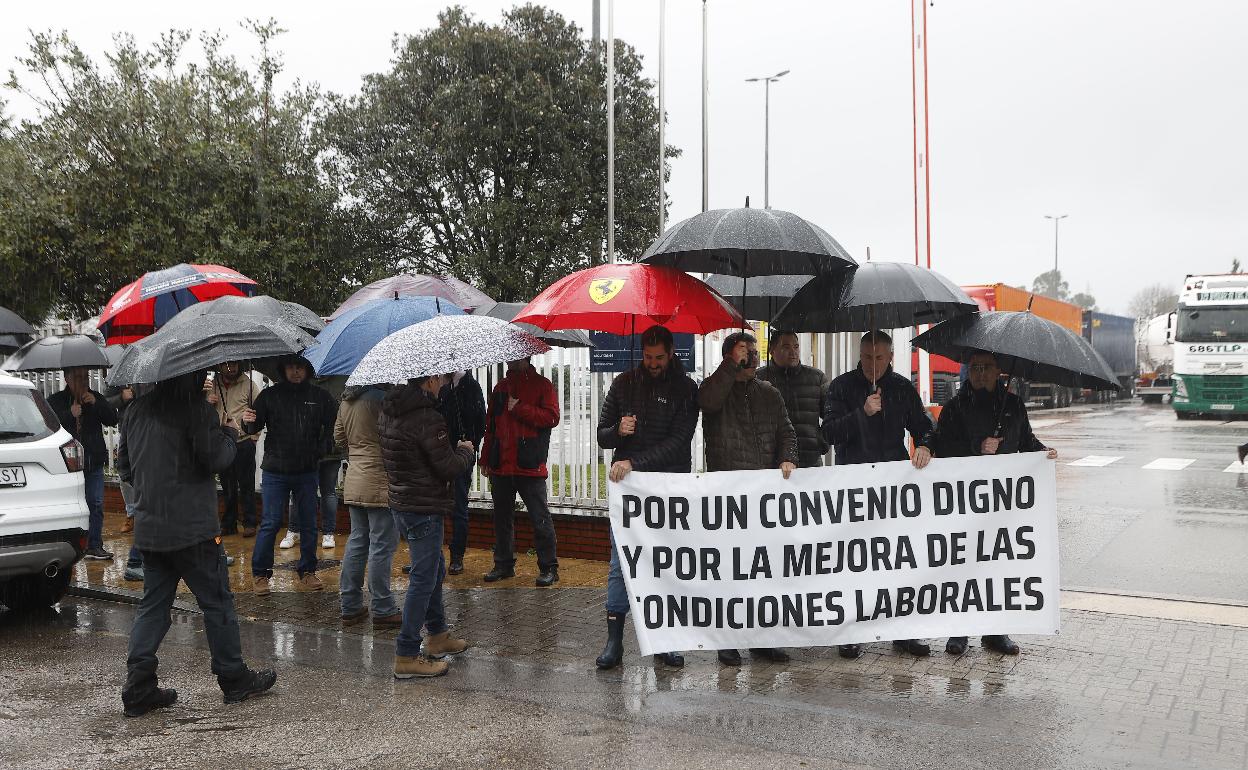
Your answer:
[0,306,36,336]
[330,274,494,319]
[4,334,110,372]
[108,314,315,386]
[169,294,325,334]
[0,333,32,355]
[772,262,979,332]
[471,302,593,348]
[347,315,549,386]
[701,274,814,322]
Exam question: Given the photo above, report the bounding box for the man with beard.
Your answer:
[595,325,697,669]
[757,330,829,468]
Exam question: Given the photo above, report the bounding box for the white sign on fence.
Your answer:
[608,453,1060,655]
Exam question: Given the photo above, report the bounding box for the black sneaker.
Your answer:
[222,669,277,704]
[483,566,515,583]
[123,687,177,718]
[448,559,464,575]
[535,568,559,587]
[84,547,114,560]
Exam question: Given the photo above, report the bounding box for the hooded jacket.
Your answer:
[334,385,388,508]
[378,384,475,513]
[48,387,118,472]
[823,365,935,465]
[480,365,560,478]
[698,360,799,472]
[596,356,699,473]
[757,362,829,467]
[242,356,337,474]
[933,381,1047,458]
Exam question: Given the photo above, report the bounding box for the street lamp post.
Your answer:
[745,69,789,209]
[1044,214,1068,273]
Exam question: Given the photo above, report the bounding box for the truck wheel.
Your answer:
[0,572,71,612]
[1175,411,1196,421]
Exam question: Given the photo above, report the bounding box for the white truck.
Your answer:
[1135,312,1174,403]
[1171,273,1248,419]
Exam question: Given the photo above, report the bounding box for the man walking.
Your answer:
[243,355,337,594]
[933,350,1058,657]
[204,361,261,537]
[757,330,828,468]
[438,371,486,575]
[823,330,937,660]
[595,325,697,669]
[49,367,117,560]
[118,370,275,717]
[699,331,798,667]
[480,357,561,587]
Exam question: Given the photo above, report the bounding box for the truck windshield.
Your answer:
[1176,307,1248,343]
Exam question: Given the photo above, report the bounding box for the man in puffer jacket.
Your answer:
[757,330,829,467]
[379,376,476,679]
[242,355,337,594]
[698,330,798,668]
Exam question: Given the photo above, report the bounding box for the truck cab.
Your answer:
[1171,274,1248,418]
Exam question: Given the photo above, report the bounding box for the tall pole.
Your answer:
[1045,214,1068,273]
[658,0,666,235]
[606,0,615,263]
[701,0,709,212]
[592,0,600,47]
[763,78,770,209]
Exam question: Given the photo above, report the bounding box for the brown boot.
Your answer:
[424,631,470,658]
[296,573,324,592]
[393,655,449,679]
[121,517,134,534]
[373,612,403,626]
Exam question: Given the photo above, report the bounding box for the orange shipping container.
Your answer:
[962,283,1083,335]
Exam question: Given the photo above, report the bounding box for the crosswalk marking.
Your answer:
[1068,455,1122,467]
[1223,462,1248,474]
[1142,458,1196,471]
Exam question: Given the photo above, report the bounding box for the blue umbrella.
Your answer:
[303,296,465,376]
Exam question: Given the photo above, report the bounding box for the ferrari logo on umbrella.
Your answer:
[589,279,626,304]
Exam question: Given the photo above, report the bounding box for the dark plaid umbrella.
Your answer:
[911,311,1119,390]
[701,274,814,322]
[330,274,494,319]
[472,301,593,348]
[4,334,111,372]
[772,262,978,332]
[0,306,36,336]
[170,295,325,335]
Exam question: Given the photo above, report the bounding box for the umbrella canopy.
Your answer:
[169,295,325,335]
[513,263,748,336]
[0,333,32,355]
[701,274,814,322]
[108,314,315,386]
[911,311,1119,390]
[640,207,857,277]
[773,262,979,332]
[472,301,593,348]
[4,334,111,372]
[305,296,466,376]
[330,274,494,319]
[97,264,258,344]
[0,306,36,336]
[347,315,550,387]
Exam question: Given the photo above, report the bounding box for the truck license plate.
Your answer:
[1211,403,1235,411]
[0,465,27,488]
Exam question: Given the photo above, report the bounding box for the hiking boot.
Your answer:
[222,669,277,704]
[982,634,1021,655]
[423,631,470,658]
[394,655,449,679]
[278,530,298,549]
[296,573,324,591]
[946,636,969,655]
[893,639,932,657]
[123,687,177,718]
[483,566,515,583]
[373,612,403,627]
[253,576,271,596]
[535,567,559,587]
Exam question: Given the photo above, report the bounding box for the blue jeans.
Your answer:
[606,530,629,615]
[392,510,448,657]
[449,469,471,560]
[84,467,105,550]
[340,505,399,616]
[317,460,341,535]
[253,470,318,578]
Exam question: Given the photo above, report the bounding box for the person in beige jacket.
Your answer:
[205,361,263,536]
[335,384,401,625]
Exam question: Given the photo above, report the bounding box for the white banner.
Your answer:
[608,453,1060,655]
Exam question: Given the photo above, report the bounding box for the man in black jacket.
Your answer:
[823,331,936,660]
[242,355,337,594]
[48,367,118,560]
[595,325,697,670]
[118,370,275,717]
[758,330,828,467]
[933,350,1058,657]
[438,371,486,575]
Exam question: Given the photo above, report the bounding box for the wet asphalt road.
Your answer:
[1044,400,1248,603]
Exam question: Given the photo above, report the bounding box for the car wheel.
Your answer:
[0,571,71,612]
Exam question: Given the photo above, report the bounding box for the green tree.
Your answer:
[323,5,677,302]
[1127,283,1179,321]
[1232,257,1242,274]
[0,24,381,323]
[1031,269,1070,301]
[1070,292,1097,310]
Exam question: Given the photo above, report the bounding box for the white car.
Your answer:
[0,371,88,611]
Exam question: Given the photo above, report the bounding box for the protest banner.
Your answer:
[608,453,1059,655]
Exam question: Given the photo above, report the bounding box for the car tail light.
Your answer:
[60,439,84,472]
[78,533,88,552]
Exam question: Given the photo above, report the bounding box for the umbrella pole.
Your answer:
[993,364,1014,439]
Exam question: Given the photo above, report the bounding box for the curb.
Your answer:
[67,582,201,614]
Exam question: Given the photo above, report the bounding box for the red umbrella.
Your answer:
[513,262,748,336]
[97,264,258,344]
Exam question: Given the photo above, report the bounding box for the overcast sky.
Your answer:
[4,1,1246,315]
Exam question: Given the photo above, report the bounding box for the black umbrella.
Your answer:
[108,314,315,386]
[168,294,325,334]
[471,301,593,348]
[3,334,110,372]
[0,333,32,355]
[773,262,978,332]
[701,274,814,322]
[0,306,36,336]
[911,311,1119,390]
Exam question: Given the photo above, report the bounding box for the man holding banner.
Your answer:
[699,331,799,667]
[595,325,698,669]
[933,350,1058,656]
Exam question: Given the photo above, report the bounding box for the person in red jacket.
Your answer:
[480,356,561,586]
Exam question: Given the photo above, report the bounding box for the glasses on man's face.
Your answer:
[968,364,994,374]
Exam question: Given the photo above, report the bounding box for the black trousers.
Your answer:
[220,440,257,530]
[122,539,248,706]
[490,475,558,571]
